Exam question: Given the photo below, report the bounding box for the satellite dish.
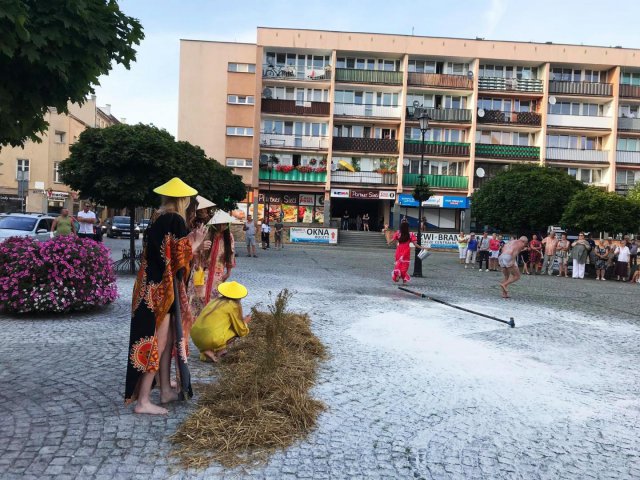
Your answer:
[476,167,486,178]
[259,154,269,166]
[402,158,410,167]
[477,108,485,118]
[467,70,474,79]
[262,87,273,99]
[548,96,557,105]
[412,100,421,108]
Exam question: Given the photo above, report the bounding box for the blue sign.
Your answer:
[443,196,470,209]
[398,194,469,209]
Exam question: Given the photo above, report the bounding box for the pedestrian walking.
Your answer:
[614,240,631,281]
[541,231,558,275]
[50,208,76,237]
[498,236,529,298]
[555,233,570,278]
[529,234,542,274]
[465,233,478,269]
[274,218,284,249]
[477,232,490,272]
[457,231,468,265]
[387,221,428,284]
[489,233,501,271]
[243,215,257,257]
[76,203,96,240]
[261,219,271,250]
[571,232,591,279]
[362,213,370,231]
[594,239,609,281]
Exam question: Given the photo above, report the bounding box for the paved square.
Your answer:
[1,243,639,479]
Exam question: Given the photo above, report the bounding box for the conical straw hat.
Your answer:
[153,177,198,197]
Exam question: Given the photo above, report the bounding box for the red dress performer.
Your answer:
[388,221,427,283]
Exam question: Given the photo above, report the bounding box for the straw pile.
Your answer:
[171,290,327,468]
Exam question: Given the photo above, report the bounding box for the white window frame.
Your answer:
[227,95,255,105]
[226,127,253,136]
[16,158,30,179]
[226,158,253,168]
[228,63,256,73]
[54,131,66,144]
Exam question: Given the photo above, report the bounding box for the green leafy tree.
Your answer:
[561,186,640,234]
[627,182,640,205]
[0,0,143,147]
[472,164,585,233]
[60,124,246,272]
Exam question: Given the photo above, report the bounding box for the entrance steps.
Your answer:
[338,230,391,249]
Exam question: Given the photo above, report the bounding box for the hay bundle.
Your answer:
[172,290,327,468]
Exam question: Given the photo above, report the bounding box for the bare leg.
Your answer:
[159,324,179,404]
[134,313,171,415]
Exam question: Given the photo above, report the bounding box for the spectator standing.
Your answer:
[274,218,284,250]
[94,217,104,242]
[555,233,570,278]
[519,245,531,275]
[457,231,468,265]
[465,233,478,269]
[477,232,490,272]
[362,213,370,231]
[341,210,350,230]
[615,240,631,281]
[541,232,558,275]
[528,234,542,274]
[488,233,501,271]
[586,233,597,277]
[243,215,257,258]
[605,237,616,279]
[420,216,428,232]
[261,219,271,250]
[77,203,96,240]
[630,239,638,267]
[51,208,76,237]
[571,232,591,279]
[594,239,609,281]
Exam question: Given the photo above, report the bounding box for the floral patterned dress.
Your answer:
[125,212,193,404]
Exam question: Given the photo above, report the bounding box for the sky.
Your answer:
[94,0,640,136]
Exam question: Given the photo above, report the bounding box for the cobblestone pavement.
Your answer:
[1,243,640,479]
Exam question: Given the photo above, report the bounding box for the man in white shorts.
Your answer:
[498,236,528,298]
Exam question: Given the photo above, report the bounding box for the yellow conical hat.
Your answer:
[217,281,248,299]
[153,177,198,197]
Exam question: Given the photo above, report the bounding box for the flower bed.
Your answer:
[0,236,118,313]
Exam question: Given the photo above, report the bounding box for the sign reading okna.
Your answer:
[420,232,458,249]
[290,227,338,244]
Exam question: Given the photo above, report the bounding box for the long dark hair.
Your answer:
[399,221,410,243]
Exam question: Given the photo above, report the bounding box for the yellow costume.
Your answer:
[191,298,249,360]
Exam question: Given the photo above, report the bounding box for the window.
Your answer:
[228,63,255,73]
[226,158,253,168]
[547,134,602,150]
[54,162,62,183]
[617,170,639,185]
[227,95,255,105]
[226,127,253,136]
[618,138,640,151]
[619,104,640,118]
[16,158,29,179]
[408,60,437,74]
[54,131,66,143]
[621,71,640,86]
[549,101,603,116]
[479,64,536,79]
[552,68,603,82]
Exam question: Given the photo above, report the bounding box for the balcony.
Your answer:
[406,107,472,123]
[330,171,397,185]
[477,110,542,126]
[547,114,611,130]
[616,183,635,195]
[548,81,612,96]
[407,72,473,89]
[260,133,329,150]
[402,173,468,189]
[404,140,470,157]
[259,168,327,183]
[475,143,540,160]
[545,148,609,163]
[332,137,398,154]
[616,151,640,164]
[334,68,403,85]
[620,84,640,99]
[261,99,330,116]
[478,77,543,93]
[261,64,331,81]
[617,117,640,131]
[334,103,402,118]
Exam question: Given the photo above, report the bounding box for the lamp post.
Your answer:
[413,113,430,277]
[264,154,279,223]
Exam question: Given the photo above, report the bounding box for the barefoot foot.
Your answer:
[134,402,168,415]
[203,350,219,363]
[160,389,180,404]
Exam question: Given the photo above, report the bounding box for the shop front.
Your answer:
[0,191,22,213]
[254,191,325,224]
[394,193,470,232]
[329,188,396,231]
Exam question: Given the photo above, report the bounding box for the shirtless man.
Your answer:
[498,236,529,298]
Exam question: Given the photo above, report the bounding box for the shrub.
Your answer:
[0,236,118,314]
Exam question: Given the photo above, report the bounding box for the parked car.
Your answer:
[106,216,140,239]
[0,213,55,242]
[138,218,151,231]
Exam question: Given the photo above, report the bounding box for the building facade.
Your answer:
[178,28,640,231]
[0,97,120,214]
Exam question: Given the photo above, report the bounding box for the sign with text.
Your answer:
[289,227,338,244]
[420,231,458,249]
[398,194,469,209]
[330,189,349,198]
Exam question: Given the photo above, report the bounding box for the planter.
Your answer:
[291,170,301,181]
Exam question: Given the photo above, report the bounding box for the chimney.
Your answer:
[103,104,111,115]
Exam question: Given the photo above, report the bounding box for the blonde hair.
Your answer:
[158,195,191,221]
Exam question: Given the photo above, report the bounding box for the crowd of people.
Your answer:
[50,204,101,240]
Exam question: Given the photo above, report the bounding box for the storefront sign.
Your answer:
[331,188,396,200]
[315,194,325,206]
[50,191,69,200]
[420,232,459,249]
[378,191,397,200]
[331,189,349,198]
[0,195,20,202]
[398,194,469,209]
[258,193,282,204]
[289,227,338,244]
[298,194,315,205]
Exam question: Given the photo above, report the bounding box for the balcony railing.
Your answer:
[406,107,472,123]
[404,140,470,157]
[616,151,640,164]
[330,171,397,185]
[616,183,634,195]
[478,77,543,93]
[620,84,640,98]
[617,117,640,131]
[475,143,540,160]
[547,114,611,130]
[477,110,542,126]
[260,133,329,150]
[548,81,612,96]
[407,72,473,89]
[402,173,468,189]
[261,99,330,116]
[261,64,331,81]
[334,68,403,85]
[259,169,327,183]
[334,103,402,118]
[332,137,398,153]
[545,148,609,163]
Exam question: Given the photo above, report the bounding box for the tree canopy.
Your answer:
[561,186,640,234]
[471,164,586,233]
[626,182,640,205]
[59,124,247,210]
[0,0,143,147]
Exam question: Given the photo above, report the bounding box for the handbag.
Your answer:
[193,267,205,286]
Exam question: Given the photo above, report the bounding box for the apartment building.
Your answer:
[178,28,640,232]
[0,96,120,214]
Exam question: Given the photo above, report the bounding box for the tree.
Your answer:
[60,124,247,272]
[627,182,640,205]
[0,1,143,147]
[561,186,640,234]
[471,164,585,233]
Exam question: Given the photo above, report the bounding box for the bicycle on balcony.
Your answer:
[263,64,296,78]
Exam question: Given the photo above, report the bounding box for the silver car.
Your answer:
[0,213,55,242]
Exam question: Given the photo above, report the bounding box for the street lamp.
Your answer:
[413,112,430,277]
[264,154,279,223]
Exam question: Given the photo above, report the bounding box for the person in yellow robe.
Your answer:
[190,281,251,362]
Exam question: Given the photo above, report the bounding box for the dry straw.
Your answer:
[171,289,327,468]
